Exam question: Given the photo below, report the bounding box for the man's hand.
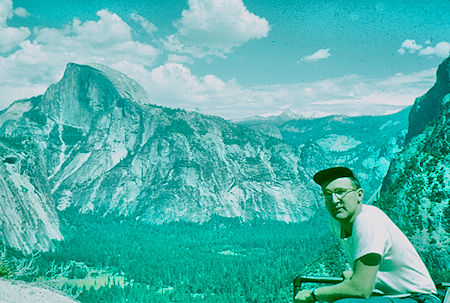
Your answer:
[294,289,315,303]
[312,254,381,302]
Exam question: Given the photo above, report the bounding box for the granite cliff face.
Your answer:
[0,122,62,253]
[406,56,450,142]
[378,56,450,277]
[0,63,318,253]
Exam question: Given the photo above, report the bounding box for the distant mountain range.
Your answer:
[238,108,410,204]
[2,56,447,255]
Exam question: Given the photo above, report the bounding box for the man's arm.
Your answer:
[294,253,381,303]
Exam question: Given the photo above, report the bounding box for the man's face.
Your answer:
[322,177,363,222]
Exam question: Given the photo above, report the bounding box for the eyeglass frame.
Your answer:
[321,188,359,201]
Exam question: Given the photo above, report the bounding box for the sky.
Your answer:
[0,0,449,120]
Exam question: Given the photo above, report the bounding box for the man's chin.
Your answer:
[333,213,348,221]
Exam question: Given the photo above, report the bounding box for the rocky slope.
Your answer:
[406,56,450,142]
[239,109,410,203]
[377,56,450,277]
[0,278,78,303]
[0,128,62,253]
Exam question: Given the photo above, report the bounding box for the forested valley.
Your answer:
[24,208,342,302]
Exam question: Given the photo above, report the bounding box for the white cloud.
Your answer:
[0,0,13,24]
[398,39,423,55]
[137,63,435,120]
[71,10,133,45]
[300,49,331,63]
[130,13,157,34]
[1,44,437,120]
[378,69,436,86]
[0,26,30,53]
[398,39,449,58]
[144,63,228,108]
[164,0,270,58]
[13,7,29,18]
[419,41,450,58]
[0,0,30,53]
[0,9,160,109]
[167,54,194,65]
[0,5,441,121]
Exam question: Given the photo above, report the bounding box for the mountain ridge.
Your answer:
[0,63,319,252]
[406,56,450,142]
[239,107,410,204]
[0,62,416,254]
[377,56,450,278]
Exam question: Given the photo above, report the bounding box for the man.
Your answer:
[294,166,438,303]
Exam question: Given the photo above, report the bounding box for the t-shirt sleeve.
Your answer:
[352,210,391,262]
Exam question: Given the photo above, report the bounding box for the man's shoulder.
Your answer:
[357,205,391,226]
[360,204,386,217]
[357,205,403,237]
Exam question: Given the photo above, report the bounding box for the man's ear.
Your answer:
[356,188,364,203]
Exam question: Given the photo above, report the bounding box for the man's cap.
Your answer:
[313,166,356,186]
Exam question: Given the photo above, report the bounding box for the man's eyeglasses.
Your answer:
[321,188,358,201]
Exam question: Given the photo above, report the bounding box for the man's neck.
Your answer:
[340,223,352,238]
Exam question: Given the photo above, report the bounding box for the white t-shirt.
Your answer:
[330,204,437,296]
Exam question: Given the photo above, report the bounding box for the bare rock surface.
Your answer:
[0,278,78,303]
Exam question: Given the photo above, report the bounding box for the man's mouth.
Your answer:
[333,207,344,214]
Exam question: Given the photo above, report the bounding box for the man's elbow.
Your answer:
[353,285,373,299]
[348,281,373,299]
[359,290,372,299]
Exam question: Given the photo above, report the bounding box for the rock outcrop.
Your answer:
[0,131,62,253]
[406,56,450,142]
[0,278,78,303]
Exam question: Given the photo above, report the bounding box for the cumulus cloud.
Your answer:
[137,63,435,120]
[398,39,449,58]
[419,41,450,58]
[144,63,227,108]
[164,0,270,58]
[300,49,331,63]
[0,9,160,109]
[0,26,30,53]
[0,0,12,24]
[0,0,30,53]
[397,39,422,55]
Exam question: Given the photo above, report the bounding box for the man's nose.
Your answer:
[331,193,341,203]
